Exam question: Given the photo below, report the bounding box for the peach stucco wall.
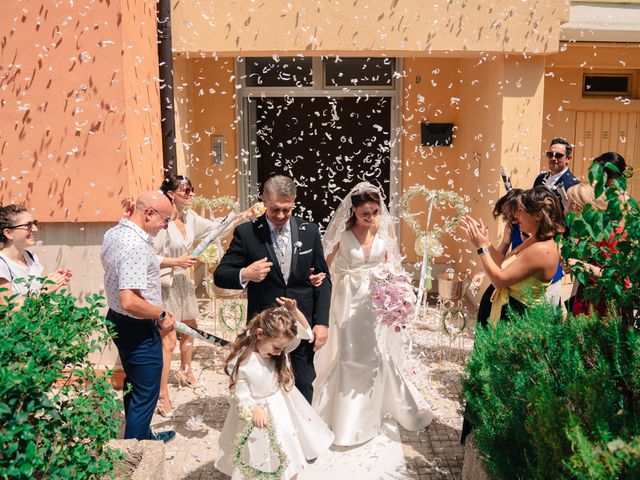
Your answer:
[121,0,166,195]
[400,58,465,265]
[542,42,640,196]
[173,53,547,292]
[400,55,545,273]
[0,0,163,222]
[171,0,569,55]
[455,55,546,299]
[173,55,239,201]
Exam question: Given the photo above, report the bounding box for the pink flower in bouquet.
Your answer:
[369,264,417,327]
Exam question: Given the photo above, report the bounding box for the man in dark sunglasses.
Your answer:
[533,137,580,307]
[533,137,580,195]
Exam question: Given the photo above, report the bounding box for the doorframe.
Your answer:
[235,57,404,221]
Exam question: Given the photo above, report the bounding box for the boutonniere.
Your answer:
[294,241,303,250]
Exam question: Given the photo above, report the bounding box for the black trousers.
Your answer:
[289,340,316,404]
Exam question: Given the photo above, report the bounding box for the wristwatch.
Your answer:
[477,247,489,256]
[158,310,167,321]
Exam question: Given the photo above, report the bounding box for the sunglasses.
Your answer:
[146,208,172,224]
[545,151,566,160]
[176,187,195,196]
[7,220,39,231]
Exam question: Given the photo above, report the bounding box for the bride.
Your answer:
[313,182,433,446]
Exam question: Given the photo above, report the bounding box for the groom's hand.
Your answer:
[312,325,328,351]
[240,258,273,283]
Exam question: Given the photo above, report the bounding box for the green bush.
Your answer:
[0,284,122,479]
[462,302,640,479]
[562,161,640,321]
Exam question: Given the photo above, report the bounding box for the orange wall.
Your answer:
[400,58,464,264]
[542,42,640,195]
[173,55,239,201]
[455,56,505,294]
[0,0,162,222]
[121,0,165,195]
[171,0,569,55]
[400,54,545,298]
[175,54,548,281]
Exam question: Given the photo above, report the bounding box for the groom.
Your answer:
[214,175,332,403]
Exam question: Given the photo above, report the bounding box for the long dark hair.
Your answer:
[347,189,381,229]
[593,152,629,184]
[225,307,297,391]
[519,187,564,241]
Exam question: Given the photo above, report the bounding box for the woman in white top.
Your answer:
[154,175,259,417]
[0,205,71,307]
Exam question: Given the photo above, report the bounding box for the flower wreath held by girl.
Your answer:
[215,299,334,480]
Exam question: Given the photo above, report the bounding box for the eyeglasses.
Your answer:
[7,220,39,231]
[176,187,195,196]
[146,208,172,224]
[546,151,566,160]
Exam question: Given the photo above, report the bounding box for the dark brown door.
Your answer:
[254,96,391,229]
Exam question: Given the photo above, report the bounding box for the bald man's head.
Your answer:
[130,191,173,236]
[135,191,171,211]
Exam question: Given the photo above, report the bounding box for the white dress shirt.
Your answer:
[544,167,569,188]
[267,218,291,253]
[101,219,162,317]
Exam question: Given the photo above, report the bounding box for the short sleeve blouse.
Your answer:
[0,251,44,296]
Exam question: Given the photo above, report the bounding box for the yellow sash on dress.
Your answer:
[488,254,551,325]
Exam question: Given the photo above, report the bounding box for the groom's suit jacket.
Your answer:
[214,214,331,327]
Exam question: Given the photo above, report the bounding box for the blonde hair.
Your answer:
[567,182,607,212]
[225,307,297,391]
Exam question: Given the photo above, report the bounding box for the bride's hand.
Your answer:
[308,268,326,287]
[312,325,328,351]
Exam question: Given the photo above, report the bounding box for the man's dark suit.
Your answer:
[213,214,331,403]
[533,169,580,191]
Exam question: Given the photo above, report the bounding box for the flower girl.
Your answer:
[215,298,334,479]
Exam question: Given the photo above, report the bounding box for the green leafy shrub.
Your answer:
[562,161,640,321]
[463,161,640,478]
[462,303,640,479]
[0,285,122,479]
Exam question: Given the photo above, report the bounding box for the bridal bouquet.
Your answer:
[370,264,417,327]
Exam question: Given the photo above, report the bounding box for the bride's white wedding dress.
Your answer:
[313,229,433,447]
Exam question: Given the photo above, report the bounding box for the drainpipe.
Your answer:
[157,0,177,175]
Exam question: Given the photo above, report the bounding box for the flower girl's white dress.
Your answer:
[313,230,433,446]
[215,325,334,479]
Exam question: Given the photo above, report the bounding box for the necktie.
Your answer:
[274,228,285,254]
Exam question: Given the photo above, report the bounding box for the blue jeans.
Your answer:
[107,309,162,440]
